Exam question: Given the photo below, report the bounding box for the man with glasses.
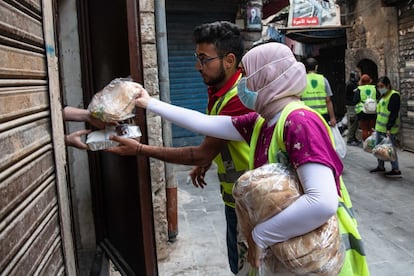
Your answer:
[107,21,251,274]
[190,22,252,273]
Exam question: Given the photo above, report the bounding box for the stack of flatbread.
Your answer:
[233,163,344,275]
[88,78,142,123]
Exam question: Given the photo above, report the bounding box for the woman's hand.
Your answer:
[134,85,152,109]
[105,135,141,156]
[246,233,265,268]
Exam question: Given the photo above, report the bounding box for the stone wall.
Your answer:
[139,0,169,260]
[344,0,399,85]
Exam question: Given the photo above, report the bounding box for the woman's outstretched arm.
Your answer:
[134,86,244,141]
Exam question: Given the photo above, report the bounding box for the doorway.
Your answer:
[357,59,378,83]
[76,0,157,274]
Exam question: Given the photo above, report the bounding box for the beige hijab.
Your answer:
[241,42,307,121]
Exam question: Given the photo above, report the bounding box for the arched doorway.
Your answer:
[357,59,378,84]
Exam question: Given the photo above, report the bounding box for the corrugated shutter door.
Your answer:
[398,4,414,151]
[166,7,237,146]
[0,1,70,274]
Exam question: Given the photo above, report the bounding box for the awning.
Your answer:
[278,26,349,44]
[262,0,289,19]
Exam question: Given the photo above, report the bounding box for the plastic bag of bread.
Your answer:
[372,136,396,161]
[363,132,376,153]
[270,216,343,275]
[233,163,302,227]
[88,78,143,123]
[233,163,344,275]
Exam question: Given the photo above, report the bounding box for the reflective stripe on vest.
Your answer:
[209,80,250,207]
[355,84,377,113]
[375,89,400,134]
[301,73,328,115]
[250,101,369,275]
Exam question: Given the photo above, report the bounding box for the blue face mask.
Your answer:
[378,87,387,95]
[237,77,258,110]
[237,56,292,110]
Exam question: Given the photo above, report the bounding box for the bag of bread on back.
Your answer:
[88,78,143,123]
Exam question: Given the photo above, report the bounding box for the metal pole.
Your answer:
[154,0,178,242]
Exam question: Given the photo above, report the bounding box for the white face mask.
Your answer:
[378,87,387,95]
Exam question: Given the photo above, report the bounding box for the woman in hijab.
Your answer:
[107,42,369,275]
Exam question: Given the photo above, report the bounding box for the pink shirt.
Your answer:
[232,109,343,193]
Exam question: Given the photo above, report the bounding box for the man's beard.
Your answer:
[204,65,226,87]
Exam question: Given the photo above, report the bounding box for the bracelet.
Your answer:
[136,143,143,155]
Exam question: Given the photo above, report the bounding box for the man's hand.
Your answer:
[105,135,141,156]
[189,164,211,188]
[65,129,92,150]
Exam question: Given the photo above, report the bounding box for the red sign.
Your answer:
[292,17,319,26]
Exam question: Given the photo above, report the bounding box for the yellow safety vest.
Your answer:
[355,84,377,114]
[301,73,328,115]
[249,101,370,275]
[375,89,400,134]
[209,83,250,208]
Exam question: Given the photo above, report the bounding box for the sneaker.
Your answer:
[347,140,360,146]
[385,170,402,178]
[370,167,385,173]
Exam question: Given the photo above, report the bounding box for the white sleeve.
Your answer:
[324,77,333,97]
[252,162,338,249]
[147,98,244,141]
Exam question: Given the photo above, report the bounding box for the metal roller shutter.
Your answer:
[0,0,74,274]
[166,1,237,146]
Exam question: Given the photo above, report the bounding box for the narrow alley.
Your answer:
[158,145,414,275]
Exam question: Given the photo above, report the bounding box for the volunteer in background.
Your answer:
[107,21,251,274]
[370,76,402,177]
[345,71,360,145]
[301,57,336,127]
[353,74,380,141]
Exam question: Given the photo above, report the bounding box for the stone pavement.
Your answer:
[158,144,414,276]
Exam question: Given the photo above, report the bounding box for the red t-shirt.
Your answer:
[207,69,253,116]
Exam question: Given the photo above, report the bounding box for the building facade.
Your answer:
[344,0,414,151]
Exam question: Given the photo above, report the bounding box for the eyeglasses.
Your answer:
[194,53,220,66]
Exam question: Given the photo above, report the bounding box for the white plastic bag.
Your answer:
[331,126,347,158]
[363,95,377,114]
[86,125,141,151]
[363,131,376,153]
